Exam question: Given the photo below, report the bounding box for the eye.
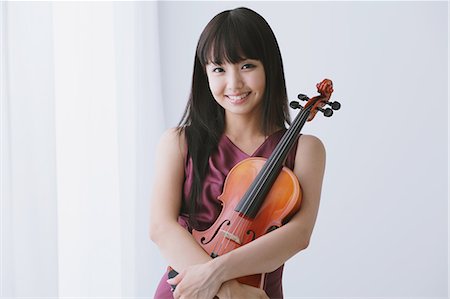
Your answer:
[242,63,255,70]
[212,67,224,73]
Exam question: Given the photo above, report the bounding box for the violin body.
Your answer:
[192,157,302,288]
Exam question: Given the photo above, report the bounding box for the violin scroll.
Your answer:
[316,78,333,100]
[290,78,341,121]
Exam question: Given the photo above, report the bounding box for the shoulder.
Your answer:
[294,134,326,174]
[297,134,326,156]
[157,127,187,162]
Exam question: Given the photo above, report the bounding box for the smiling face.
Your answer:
[188,7,289,135]
[205,59,266,118]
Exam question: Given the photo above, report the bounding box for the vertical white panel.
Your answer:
[53,2,122,296]
[111,2,167,297]
[112,2,138,297]
[0,1,13,297]
[135,2,166,297]
[4,2,58,297]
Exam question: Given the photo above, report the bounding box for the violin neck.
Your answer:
[234,105,312,218]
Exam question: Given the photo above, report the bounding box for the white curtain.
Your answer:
[1,2,165,297]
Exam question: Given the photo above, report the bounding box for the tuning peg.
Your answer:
[326,101,341,110]
[297,94,309,101]
[317,107,333,117]
[289,101,303,110]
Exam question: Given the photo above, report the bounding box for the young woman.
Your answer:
[150,7,326,299]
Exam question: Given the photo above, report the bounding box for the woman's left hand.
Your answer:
[167,262,224,299]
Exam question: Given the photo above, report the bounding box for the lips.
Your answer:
[226,92,251,104]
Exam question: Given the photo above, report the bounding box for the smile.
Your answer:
[226,92,251,104]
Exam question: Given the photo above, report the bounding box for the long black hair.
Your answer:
[178,7,291,228]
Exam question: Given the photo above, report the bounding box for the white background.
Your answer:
[1,1,448,299]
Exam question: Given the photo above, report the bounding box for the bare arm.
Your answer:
[149,128,211,270]
[150,129,261,298]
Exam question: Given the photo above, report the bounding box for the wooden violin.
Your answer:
[169,79,340,288]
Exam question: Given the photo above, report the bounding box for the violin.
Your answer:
[169,79,341,288]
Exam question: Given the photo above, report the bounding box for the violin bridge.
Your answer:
[220,229,242,245]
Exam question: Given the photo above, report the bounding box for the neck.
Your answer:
[224,112,265,141]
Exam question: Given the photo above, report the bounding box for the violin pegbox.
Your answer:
[289,78,341,122]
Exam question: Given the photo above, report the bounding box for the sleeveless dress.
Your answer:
[154,129,299,299]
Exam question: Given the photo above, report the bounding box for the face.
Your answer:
[205,59,266,117]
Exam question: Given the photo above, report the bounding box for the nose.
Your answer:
[226,69,244,91]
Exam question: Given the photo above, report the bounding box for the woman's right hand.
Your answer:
[216,280,269,299]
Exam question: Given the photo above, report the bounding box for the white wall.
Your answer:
[156,2,448,298]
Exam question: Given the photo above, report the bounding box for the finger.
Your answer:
[167,271,183,285]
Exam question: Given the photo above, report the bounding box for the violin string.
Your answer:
[236,105,310,219]
[214,112,303,256]
[215,103,311,256]
[238,102,313,228]
[212,104,312,258]
[232,93,325,228]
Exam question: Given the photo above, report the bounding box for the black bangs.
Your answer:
[197,8,264,66]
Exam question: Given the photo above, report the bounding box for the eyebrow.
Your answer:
[208,58,254,65]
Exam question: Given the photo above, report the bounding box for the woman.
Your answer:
[150,7,325,299]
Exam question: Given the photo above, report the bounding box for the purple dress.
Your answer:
[154,129,299,299]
